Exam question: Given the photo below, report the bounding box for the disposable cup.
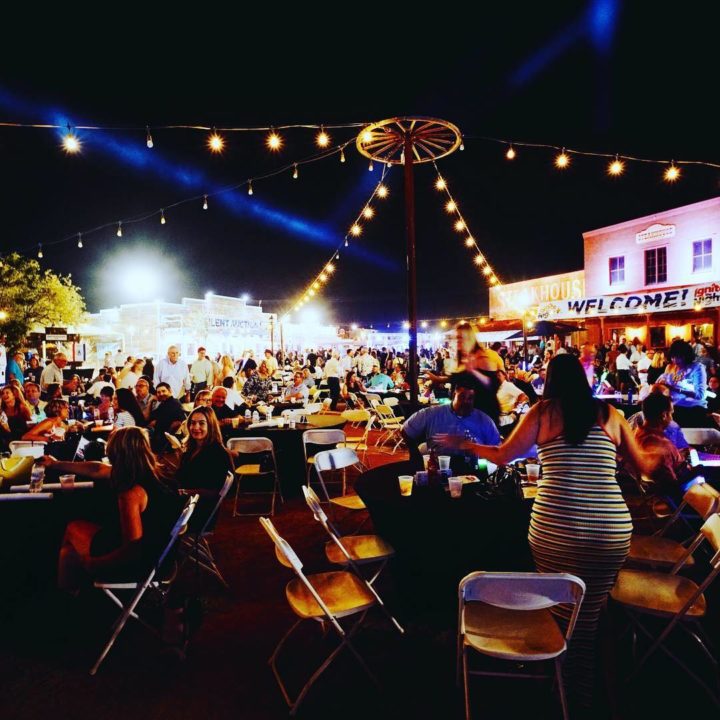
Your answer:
[59,474,76,488]
[438,455,451,471]
[94,419,104,427]
[422,454,430,470]
[231,417,240,429]
[526,463,540,484]
[398,475,414,496]
[448,476,463,498]
[277,418,285,428]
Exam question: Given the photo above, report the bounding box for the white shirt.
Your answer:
[88,380,115,398]
[154,357,191,398]
[324,357,341,379]
[497,380,524,414]
[225,387,244,410]
[616,354,631,371]
[190,357,214,385]
[340,355,354,374]
[120,371,140,390]
[264,355,278,376]
[357,354,375,377]
[40,362,64,390]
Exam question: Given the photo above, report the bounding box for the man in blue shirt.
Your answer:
[402,378,501,468]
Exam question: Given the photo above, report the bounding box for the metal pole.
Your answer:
[270,315,275,354]
[403,133,419,410]
[523,316,528,369]
[279,321,285,366]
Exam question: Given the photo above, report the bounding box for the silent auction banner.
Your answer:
[537,281,720,320]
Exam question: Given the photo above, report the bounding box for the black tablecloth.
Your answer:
[224,420,346,497]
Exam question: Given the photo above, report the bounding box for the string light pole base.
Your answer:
[356,117,462,409]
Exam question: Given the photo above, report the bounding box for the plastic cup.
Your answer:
[398,475,414,496]
[526,463,540,484]
[231,417,240,429]
[277,418,285,428]
[59,473,76,489]
[448,476,463,498]
[422,454,430,470]
[438,455,451,471]
[95,419,104,427]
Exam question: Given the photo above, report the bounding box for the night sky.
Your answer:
[1,5,717,329]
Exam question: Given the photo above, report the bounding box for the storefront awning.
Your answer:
[475,330,522,343]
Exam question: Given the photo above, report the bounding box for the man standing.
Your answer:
[356,347,375,381]
[323,350,342,410]
[6,351,25,383]
[154,345,191,401]
[148,382,186,453]
[40,352,67,393]
[579,343,597,388]
[190,347,214,396]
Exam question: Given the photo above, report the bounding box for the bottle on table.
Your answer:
[252,410,260,424]
[29,462,45,493]
[427,447,440,487]
[107,406,115,425]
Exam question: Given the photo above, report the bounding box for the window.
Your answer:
[645,247,667,285]
[649,326,666,348]
[609,256,625,285]
[692,239,712,272]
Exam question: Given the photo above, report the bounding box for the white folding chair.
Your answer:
[383,396,399,408]
[164,432,184,450]
[179,472,234,587]
[683,428,720,450]
[302,486,399,593]
[260,517,390,715]
[227,437,282,516]
[90,494,199,675]
[302,429,346,485]
[339,410,374,466]
[458,571,586,720]
[303,402,324,415]
[8,440,46,459]
[313,448,367,514]
[373,404,405,453]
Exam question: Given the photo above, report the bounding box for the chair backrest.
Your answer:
[164,432,183,450]
[157,494,199,568]
[305,414,343,428]
[365,393,381,405]
[459,572,586,640]
[683,428,720,447]
[0,456,34,490]
[383,396,399,407]
[304,403,323,415]
[8,441,46,458]
[373,404,396,418]
[302,429,346,447]
[685,482,720,520]
[313,447,361,474]
[259,516,345,635]
[227,436,274,455]
[701,513,720,568]
[341,409,371,424]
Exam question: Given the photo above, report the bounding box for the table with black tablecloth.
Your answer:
[355,460,534,617]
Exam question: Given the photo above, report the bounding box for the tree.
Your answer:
[0,252,86,352]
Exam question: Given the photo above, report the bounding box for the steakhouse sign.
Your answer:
[537,282,720,320]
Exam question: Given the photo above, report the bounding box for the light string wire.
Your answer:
[431,160,502,287]
[282,165,391,319]
[0,121,366,132]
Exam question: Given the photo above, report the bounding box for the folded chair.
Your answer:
[302,429,346,485]
[179,472,234,587]
[458,571,586,720]
[302,486,397,590]
[90,494,199,675]
[227,437,282,517]
[260,516,394,716]
[627,482,720,570]
[611,513,720,705]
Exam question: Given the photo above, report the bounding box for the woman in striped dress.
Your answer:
[440,353,654,708]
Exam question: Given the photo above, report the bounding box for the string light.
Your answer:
[208,132,224,153]
[505,144,516,160]
[361,129,373,144]
[146,126,154,149]
[319,272,328,282]
[344,238,349,247]
[266,130,282,151]
[608,155,625,176]
[445,200,456,213]
[421,321,428,329]
[247,180,253,195]
[454,219,465,232]
[37,244,43,259]
[555,149,570,169]
[435,177,446,190]
[340,147,346,163]
[403,321,410,329]
[440,320,448,329]
[464,236,475,247]
[474,254,484,266]
[363,206,374,219]
[368,160,374,172]
[62,132,81,154]
[664,162,680,182]
[316,127,330,148]
[377,184,388,198]
[160,209,166,224]
[326,263,335,273]
[350,223,362,236]
[116,222,123,237]
[293,163,299,179]
[482,266,492,276]
[77,233,83,249]
[203,195,208,210]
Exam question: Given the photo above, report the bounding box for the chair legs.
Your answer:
[233,473,282,517]
[181,535,229,588]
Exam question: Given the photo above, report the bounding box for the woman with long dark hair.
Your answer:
[657,339,709,427]
[113,387,146,428]
[440,353,655,709]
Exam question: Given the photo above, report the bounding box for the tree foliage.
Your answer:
[0,252,86,351]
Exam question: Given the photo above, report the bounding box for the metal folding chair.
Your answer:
[373,404,404,453]
[312,448,367,514]
[683,427,720,451]
[611,513,720,704]
[90,494,199,675]
[458,571,586,720]
[179,472,234,587]
[227,437,282,517]
[260,517,398,715]
[338,410,374,467]
[302,429,346,486]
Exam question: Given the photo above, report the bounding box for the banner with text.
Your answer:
[537,282,720,320]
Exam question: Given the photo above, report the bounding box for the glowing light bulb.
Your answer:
[266,131,282,151]
[309,289,316,297]
[402,321,410,329]
[312,282,320,290]
[247,181,253,195]
[319,273,328,282]
[361,129,372,144]
[316,128,330,147]
[694,302,702,311]
[146,127,154,148]
[440,320,448,329]
[465,237,475,247]
[608,157,625,176]
[368,160,374,171]
[62,133,81,154]
[208,132,224,153]
[344,238,349,247]
[363,207,374,219]
[340,147,346,163]
[377,184,388,198]
[116,222,123,237]
[203,195,208,210]
[326,263,335,273]
[506,144,516,160]
[482,266,492,276]
[37,244,43,259]
[474,254,484,266]
[77,233,83,249]
[421,321,428,329]
[351,224,362,236]
[435,177,446,190]
[664,163,680,182]
[293,163,299,179]
[459,142,465,151]
[445,200,457,213]
[454,220,465,231]
[490,276,499,285]
[160,209,166,225]
[555,150,570,169]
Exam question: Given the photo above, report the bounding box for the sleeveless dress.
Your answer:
[529,424,631,705]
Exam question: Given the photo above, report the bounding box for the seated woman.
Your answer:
[170,406,234,529]
[1,384,33,447]
[113,387,146,429]
[341,370,369,409]
[390,366,409,391]
[47,426,182,591]
[22,399,83,460]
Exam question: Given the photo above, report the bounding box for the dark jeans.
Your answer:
[191,381,207,397]
[327,376,340,410]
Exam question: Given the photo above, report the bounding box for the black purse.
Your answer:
[475,464,525,501]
